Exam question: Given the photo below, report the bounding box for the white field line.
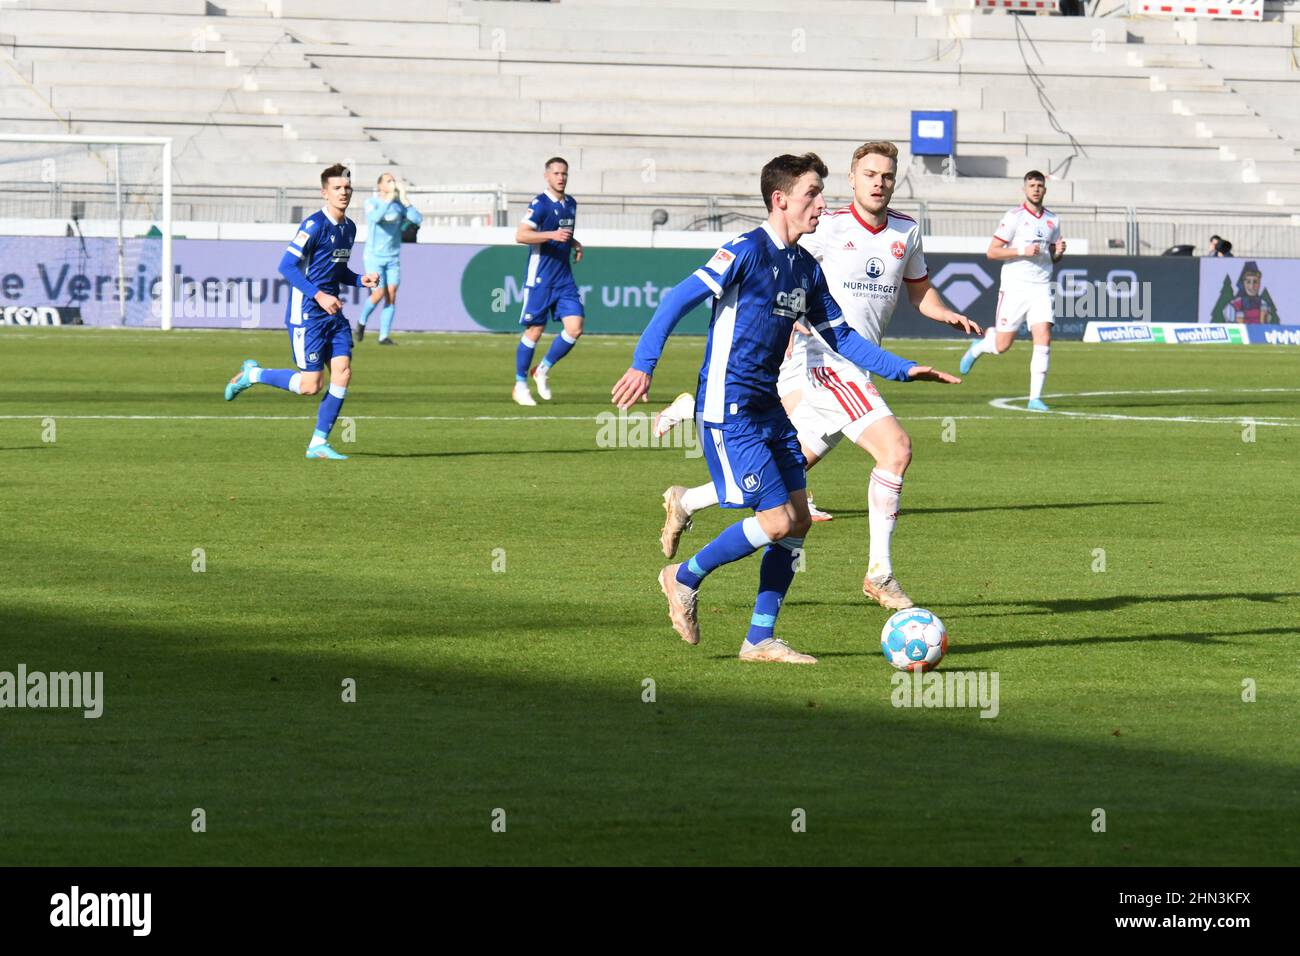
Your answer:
[990,387,1300,426]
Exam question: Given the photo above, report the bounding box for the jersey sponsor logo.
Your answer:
[773,287,808,319]
[842,280,897,296]
[558,218,575,229]
[331,247,351,261]
[865,257,886,279]
[705,248,736,274]
[891,240,905,260]
[741,472,761,493]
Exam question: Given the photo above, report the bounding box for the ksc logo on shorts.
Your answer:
[308,351,320,362]
[741,473,761,493]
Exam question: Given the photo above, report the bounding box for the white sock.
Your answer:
[249,367,263,384]
[1029,344,1050,400]
[289,372,303,394]
[868,468,904,580]
[308,434,327,448]
[971,328,998,357]
[681,483,719,515]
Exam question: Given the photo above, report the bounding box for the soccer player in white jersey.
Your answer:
[958,171,1066,411]
[655,142,980,610]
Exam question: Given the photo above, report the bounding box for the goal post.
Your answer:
[0,133,173,329]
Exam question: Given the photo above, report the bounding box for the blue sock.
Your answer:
[746,537,802,646]
[260,369,300,392]
[541,330,579,369]
[676,516,772,590]
[313,383,346,441]
[516,333,537,382]
[359,297,378,328]
[379,304,396,339]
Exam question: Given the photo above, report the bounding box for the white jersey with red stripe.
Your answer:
[993,203,1061,289]
[791,205,928,380]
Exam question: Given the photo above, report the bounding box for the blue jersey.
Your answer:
[632,222,917,426]
[282,208,359,325]
[522,191,578,289]
[364,196,422,261]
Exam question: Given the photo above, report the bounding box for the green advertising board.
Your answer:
[460,245,716,334]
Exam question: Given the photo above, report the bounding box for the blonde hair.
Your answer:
[851,142,899,167]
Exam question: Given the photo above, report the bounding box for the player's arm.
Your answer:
[907,278,981,336]
[278,221,338,311]
[611,274,714,408]
[810,277,959,384]
[1049,227,1066,263]
[987,236,1038,261]
[516,197,568,245]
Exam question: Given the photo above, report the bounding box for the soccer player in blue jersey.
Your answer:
[223,164,379,460]
[512,157,584,406]
[356,171,422,345]
[611,154,959,664]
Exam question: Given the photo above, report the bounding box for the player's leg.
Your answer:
[1026,299,1054,411]
[533,298,584,400]
[305,321,352,459]
[781,386,837,520]
[377,262,400,344]
[225,324,319,400]
[738,422,816,664]
[661,420,785,646]
[961,289,1019,373]
[357,260,385,340]
[853,413,915,610]
[513,294,546,405]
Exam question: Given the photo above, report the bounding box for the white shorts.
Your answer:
[787,363,894,459]
[995,285,1054,333]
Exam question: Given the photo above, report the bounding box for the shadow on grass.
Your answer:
[951,624,1300,655]
[944,592,1300,616]
[0,446,50,452]
[349,447,617,459]
[824,500,1163,519]
[1,593,1298,868]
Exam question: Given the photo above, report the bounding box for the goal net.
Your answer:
[0,134,173,329]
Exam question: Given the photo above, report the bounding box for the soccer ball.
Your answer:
[880,608,948,671]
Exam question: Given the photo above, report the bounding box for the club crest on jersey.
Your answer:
[866,257,886,279]
[891,241,905,260]
[741,472,761,493]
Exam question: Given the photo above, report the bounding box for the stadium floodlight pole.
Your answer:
[0,132,174,329]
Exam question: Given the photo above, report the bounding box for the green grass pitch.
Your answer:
[1,327,1296,866]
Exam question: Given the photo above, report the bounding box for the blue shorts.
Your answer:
[698,408,806,512]
[365,257,400,289]
[519,281,584,326]
[289,315,352,372]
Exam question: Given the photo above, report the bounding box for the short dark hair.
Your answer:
[760,153,828,212]
[321,163,351,186]
[545,157,569,171]
[1024,170,1046,184]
